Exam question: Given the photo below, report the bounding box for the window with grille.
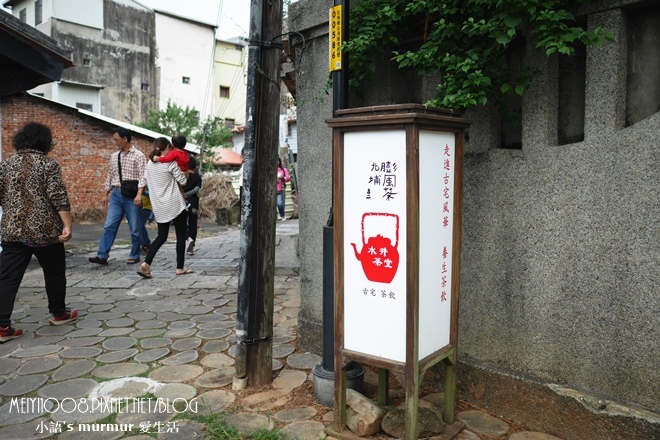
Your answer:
[35,0,42,25]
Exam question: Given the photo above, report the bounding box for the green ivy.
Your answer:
[343,0,613,111]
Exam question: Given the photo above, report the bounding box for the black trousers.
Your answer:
[0,242,67,327]
[144,209,188,269]
[187,197,199,243]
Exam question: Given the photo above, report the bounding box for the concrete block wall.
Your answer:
[0,93,154,219]
[289,0,659,436]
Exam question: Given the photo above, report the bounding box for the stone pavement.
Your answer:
[0,220,560,440]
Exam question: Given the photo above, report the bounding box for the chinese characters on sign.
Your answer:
[366,161,398,201]
[35,420,179,435]
[351,213,400,284]
[329,5,343,71]
[441,143,452,302]
[343,130,407,361]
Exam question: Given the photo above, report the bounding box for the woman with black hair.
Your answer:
[137,137,191,278]
[0,122,77,342]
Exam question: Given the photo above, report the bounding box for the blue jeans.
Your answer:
[140,209,152,248]
[96,188,141,260]
[277,191,285,218]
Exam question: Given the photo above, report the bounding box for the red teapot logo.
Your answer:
[351,213,399,284]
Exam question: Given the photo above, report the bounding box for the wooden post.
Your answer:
[333,126,347,433]
[378,368,389,406]
[443,351,457,424]
[237,0,283,386]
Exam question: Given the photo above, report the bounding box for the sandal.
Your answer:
[137,263,152,279]
[175,268,194,276]
[127,258,140,265]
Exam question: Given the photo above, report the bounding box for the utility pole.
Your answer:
[235,0,283,387]
[313,0,364,406]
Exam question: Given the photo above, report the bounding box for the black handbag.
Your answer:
[118,154,139,198]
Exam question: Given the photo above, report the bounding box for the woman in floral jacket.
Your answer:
[0,122,77,342]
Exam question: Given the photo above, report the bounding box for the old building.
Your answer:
[3,0,158,123]
[0,8,72,96]
[2,0,230,127]
[152,8,216,122]
[214,36,248,127]
[0,93,200,219]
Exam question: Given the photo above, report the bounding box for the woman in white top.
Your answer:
[137,137,191,278]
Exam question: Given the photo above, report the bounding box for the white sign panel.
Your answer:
[279,115,288,148]
[418,131,455,358]
[343,130,407,363]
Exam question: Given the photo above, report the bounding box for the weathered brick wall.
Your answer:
[1,94,155,220]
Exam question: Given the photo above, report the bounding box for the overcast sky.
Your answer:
[0,0,251,40]
[138,0,250,39]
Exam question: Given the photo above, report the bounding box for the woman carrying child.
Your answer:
[138,137,192,278]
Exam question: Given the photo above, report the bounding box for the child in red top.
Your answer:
[157,134,189,175]
[152,134,190,207]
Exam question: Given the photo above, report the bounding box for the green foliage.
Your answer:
[178,413,286,440]
[343,0,613,111]
[137,100,233,170]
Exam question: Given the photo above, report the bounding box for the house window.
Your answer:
[626,5,660,126]
[35,0,42,25]
[558,30,586,145]
[83,58,91,66]
[76,103,93,111]
[19,8,26,22]
[182,77,190,84]
[499,36,524,149]
[141,83,149,91]
[220,86,230,98]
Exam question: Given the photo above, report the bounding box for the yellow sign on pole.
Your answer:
[329,5,342,72]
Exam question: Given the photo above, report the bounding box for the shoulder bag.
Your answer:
[118,153,139,198]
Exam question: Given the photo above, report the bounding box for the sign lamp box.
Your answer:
[328,104,471,439]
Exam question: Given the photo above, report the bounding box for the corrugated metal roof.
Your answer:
[29,92,202,154]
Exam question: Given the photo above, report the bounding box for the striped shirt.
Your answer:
[142,161,187,223]
[104,146,147,192]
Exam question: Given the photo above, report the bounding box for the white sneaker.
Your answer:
[186,238,195,255]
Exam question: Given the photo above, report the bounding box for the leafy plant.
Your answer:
[137,100,233,171]
[343,0,613,111]
[178,413,286,440]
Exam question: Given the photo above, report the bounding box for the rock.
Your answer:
[345,389,385,437]
[381,406,444,438]
[216,208,230,225]
[509,432,563,440]
[457,410,509,437]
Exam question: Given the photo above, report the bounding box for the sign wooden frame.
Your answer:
[326,104,470,439]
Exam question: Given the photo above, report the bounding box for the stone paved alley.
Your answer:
[0,220,564,439]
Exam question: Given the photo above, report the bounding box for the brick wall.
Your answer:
[1,94,155,221]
